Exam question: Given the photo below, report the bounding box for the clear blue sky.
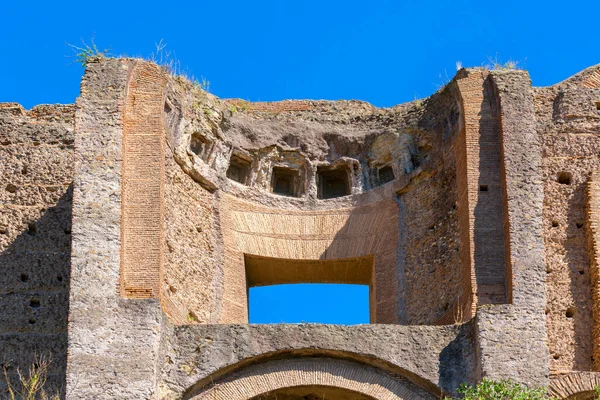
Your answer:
[3,0,598,324]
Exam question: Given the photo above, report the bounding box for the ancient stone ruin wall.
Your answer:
[535,67,600,373]
[3,56,600,399]
[0,103,75,396]
[397,86,463,325]
[154,73,471,326]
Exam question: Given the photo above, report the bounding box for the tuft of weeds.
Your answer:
[67,36,109,67]
[2,355,61,400]
[150,39,210,92]
[67,37,211,92]
[485,54,523,71]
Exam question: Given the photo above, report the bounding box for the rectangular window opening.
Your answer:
[377,165,395,186]
[271,167,301,197]
[190,133,212,161]
[227,154,251,185]
[245,254,374,324]
[249,283,370,324]
[317,166,351,199]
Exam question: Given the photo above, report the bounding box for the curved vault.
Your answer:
[187,357,437,400]
[549,372,600,400]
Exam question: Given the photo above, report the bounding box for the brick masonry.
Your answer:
[121,61,167,298]
[1,59,600,399]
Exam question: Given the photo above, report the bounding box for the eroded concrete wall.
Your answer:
[66,59,163,400]
[0,103,74,397]
[536,66,600,373]
[4,57,600,399]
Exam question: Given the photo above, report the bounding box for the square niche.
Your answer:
[189,133,213,162]
[317,165,351,199]
[377,165,395,186]
[271,167,302,197]
[226,154,252,185]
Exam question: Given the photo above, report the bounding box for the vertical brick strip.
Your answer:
[456,70,509,314]
[121,62,167,298]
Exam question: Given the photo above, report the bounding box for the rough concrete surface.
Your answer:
[1,58,600,399]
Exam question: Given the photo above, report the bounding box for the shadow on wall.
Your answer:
[565,177,594,370]
[0,184,72,397]
[438,321,477,394]
[472,76,509,306]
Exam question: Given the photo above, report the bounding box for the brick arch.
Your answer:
[549,372,600,399]
[187,357,437,400]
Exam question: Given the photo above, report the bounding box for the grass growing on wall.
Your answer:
[2,356,60,400]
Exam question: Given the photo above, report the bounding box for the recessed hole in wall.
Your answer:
[21,166,28,175]
[557,172,572,185]
[189,133,212,161]
[64,228,71,234]
[226,154,251,185]
[186,311,198,323]
[553,354,560,360]
[0,227,7,235]
[33,141,40,146]
[317,165,351,199]
[164,101,172,114]
[5,183,17,193]
[28,319,36,325]
[57,275,63,282]
[271,167,301,197]
[428,225,435,231]
[20,273,29,282]
[596,102,600,110]
[579,270,585,275]
[479,185,489,192]
[566,307,576,318]
[377,165,395,186]
[576,222,584,229]
[552,221,559,228]
[27,222,36,236]
[29,299,40,308]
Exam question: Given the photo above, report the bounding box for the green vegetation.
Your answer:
[151,39,210,92]
[67,37,211,92]
[2,356,60,400]
[455,379,551,400]
[67,37,109,67]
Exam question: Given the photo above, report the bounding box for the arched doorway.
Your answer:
[249,385,376,400]
[549,372,600,400]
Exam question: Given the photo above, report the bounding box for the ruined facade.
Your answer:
[1,58,600,399]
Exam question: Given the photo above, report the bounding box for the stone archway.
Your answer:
[249,385,376,400]
[549,372,600,399]
[188,357,437,400]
